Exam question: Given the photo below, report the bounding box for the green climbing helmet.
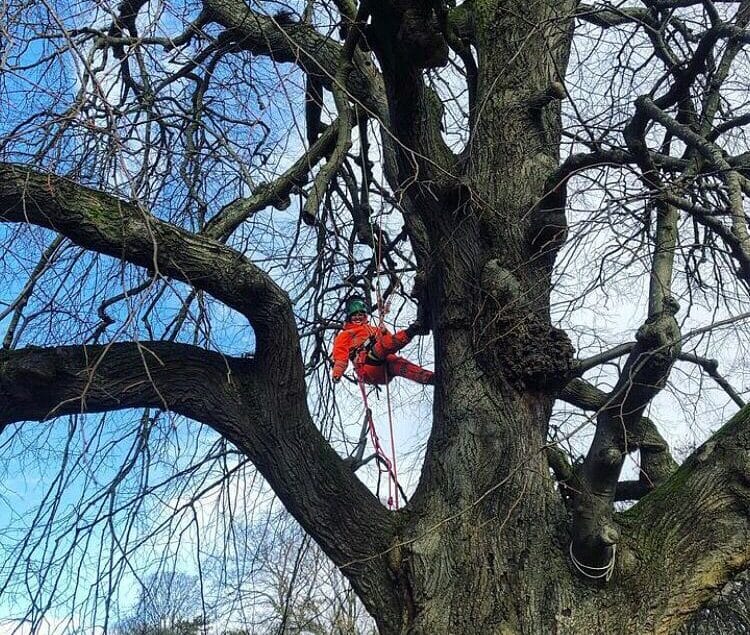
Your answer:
[346,297,368,317]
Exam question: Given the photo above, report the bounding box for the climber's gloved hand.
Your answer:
[405,320,430,338]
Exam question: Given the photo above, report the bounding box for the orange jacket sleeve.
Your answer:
[331,329,352,379]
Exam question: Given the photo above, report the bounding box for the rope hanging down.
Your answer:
[355,115,402,509]
[372,185,403,508]
[357,377,401,508]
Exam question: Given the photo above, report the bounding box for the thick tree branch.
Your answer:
[620,404,750,631]
[366,1,459,200]
[0,341,242,428]
[0,164,290,352]
[202,0,384,114]
[569,299,681,570]
[0,341,402,618]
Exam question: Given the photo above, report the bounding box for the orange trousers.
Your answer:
[355,330,434,386]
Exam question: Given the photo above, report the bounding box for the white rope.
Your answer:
[569,541,617,582]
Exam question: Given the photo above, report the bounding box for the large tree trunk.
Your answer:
[394,389,570,633]
[361,3,578,630]
[353,2,750,631]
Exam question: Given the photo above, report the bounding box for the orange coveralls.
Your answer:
[331,321,434,385]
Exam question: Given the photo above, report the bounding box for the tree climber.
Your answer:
[331,297,434,386]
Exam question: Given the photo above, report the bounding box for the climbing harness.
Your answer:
[569,541,616,582]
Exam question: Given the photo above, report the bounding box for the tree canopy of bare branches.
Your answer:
[3,0,750,632]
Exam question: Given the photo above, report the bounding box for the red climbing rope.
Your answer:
[357,375,399,508]
[383,370,399,508]
[354,130,401,508]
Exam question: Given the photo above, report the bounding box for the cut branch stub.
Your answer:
[571,300,681,578]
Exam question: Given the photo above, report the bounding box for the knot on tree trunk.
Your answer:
[514,320,575,388]
[476,301,575,389]
[632,308,681,382]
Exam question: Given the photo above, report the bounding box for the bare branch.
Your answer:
[677,352,746,407]
[0,341,242,428]
[0,163,292,350]
[575,4,652,28]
